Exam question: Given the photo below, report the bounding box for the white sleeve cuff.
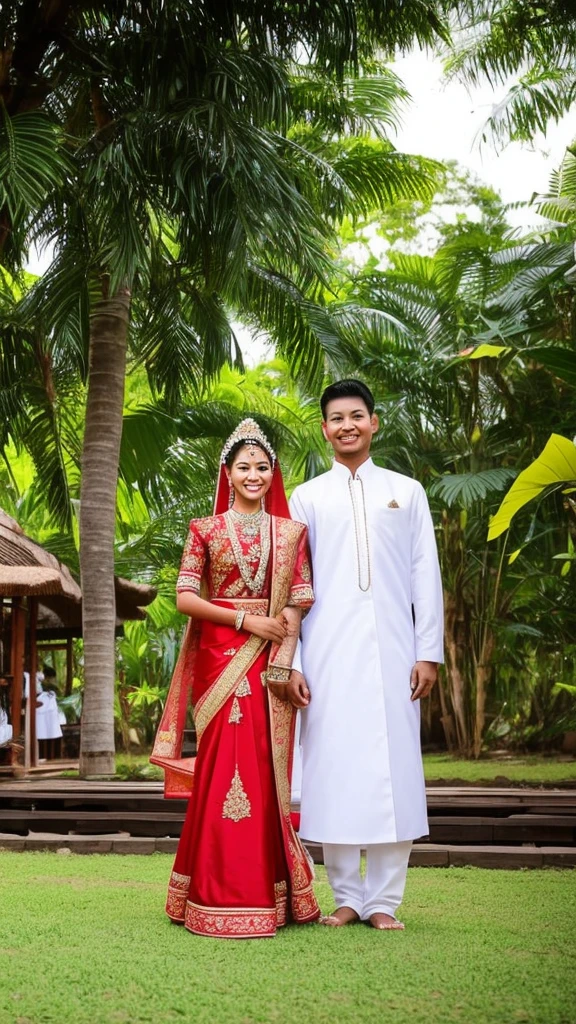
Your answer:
[292,638,303,674]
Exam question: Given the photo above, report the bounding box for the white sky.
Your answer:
[392,50,573,229]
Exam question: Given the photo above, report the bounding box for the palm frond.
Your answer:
[430,468,518,508]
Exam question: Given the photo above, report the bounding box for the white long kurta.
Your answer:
[289,458,443,845]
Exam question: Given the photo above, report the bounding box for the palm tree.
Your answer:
[444,0,576,146]
[0,1,448,775]
[325,167,576,755]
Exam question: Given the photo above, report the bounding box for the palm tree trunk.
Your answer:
[79,289,130,777]
[473,632,495,759]
[443,590,470,755]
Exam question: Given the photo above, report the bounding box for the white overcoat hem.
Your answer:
[299,830,429,845]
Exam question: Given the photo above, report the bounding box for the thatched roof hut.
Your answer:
[0,509,156,635]
[0,508,157,774]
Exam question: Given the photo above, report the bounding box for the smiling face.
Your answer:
[226,443,273,510]
[322,396,378,464]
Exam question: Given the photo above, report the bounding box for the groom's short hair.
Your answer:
[320,379,375,419]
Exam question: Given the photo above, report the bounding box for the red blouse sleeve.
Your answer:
[288,526,314,608]
[176,522,206,594]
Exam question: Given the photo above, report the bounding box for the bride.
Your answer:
[151,418,320,938]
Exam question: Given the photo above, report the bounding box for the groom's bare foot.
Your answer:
[321,906,360,927]
[369,912,405,930]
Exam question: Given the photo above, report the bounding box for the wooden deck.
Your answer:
[1,780,575,867]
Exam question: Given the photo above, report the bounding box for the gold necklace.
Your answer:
[348,475,371,592]
[225,509,271,593]
[228,506,264,538]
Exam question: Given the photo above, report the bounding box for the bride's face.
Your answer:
[226,444,273,504]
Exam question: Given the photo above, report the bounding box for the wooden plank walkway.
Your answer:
[1,809,575,844]
[0,832,574,868]
[1,781,576,867]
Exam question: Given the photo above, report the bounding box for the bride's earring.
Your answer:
[228,483,234,508]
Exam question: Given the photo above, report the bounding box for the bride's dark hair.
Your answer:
[224,440,272,468]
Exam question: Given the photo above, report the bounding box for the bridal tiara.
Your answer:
[220,418,277,465]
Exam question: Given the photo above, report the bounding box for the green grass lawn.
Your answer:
[58,752,576,786]
[423,753,576,785]
[1,853,575,1024]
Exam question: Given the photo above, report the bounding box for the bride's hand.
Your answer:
[279,606,301,636]
[244,614,287,644]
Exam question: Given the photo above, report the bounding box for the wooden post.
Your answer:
[28,598,38,769]
[66,637,73,696]
[10,598,25,740]
[0,596,4,674]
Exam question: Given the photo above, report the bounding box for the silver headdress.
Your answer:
[220,418,276,465]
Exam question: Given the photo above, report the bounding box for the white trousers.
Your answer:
[323,841,412,920]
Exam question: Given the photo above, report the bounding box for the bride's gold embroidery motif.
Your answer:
[235,677,251,697]
[222,766,251,822]
[228,696,243,724]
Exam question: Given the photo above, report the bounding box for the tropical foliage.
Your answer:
[446,0,576,145]
[0,0,447,775]
[1,1,575,763]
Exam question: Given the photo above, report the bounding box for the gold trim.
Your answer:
[266,666,291,684]
[194,633,265,743]
[211,598,269,610]
[185,901,277,938]
[165,870,191,921]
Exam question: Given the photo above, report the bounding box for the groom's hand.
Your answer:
[410,661,438,701]
[287,670,310,708]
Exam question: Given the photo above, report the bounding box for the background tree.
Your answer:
[0,0,448,775]
[445,0,576,146]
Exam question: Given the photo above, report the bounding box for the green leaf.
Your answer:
[463,343,511,359]
[524,346,576,387]
[488,434,576,541]
[429,468,516,508]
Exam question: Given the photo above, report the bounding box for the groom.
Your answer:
[288,379,443,930]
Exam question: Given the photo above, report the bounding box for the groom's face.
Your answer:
[322,397,378,460]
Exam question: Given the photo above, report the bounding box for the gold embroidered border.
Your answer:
[268,689,320,925]
[289,584,314,606]
[292,883,321,923]
[275,881,288,928]
[266,665,291,684]
[151,619,199,760]
[165,870,191,921]
[211,598,269,613]
[194,633,265,744]
[185,901,277,938]
[269,694,294,816]
[269,519,303,615]
[176,572,201,593]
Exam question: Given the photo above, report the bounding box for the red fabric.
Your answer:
[155,510,319,937]
[170,624,288,931]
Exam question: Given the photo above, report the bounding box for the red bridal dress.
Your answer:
[151,508,320,938]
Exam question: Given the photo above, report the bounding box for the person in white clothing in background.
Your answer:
[288,379,444,931]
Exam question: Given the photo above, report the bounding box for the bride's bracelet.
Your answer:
[234,610,246,632]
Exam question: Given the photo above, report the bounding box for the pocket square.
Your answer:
[387,499,400,508]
